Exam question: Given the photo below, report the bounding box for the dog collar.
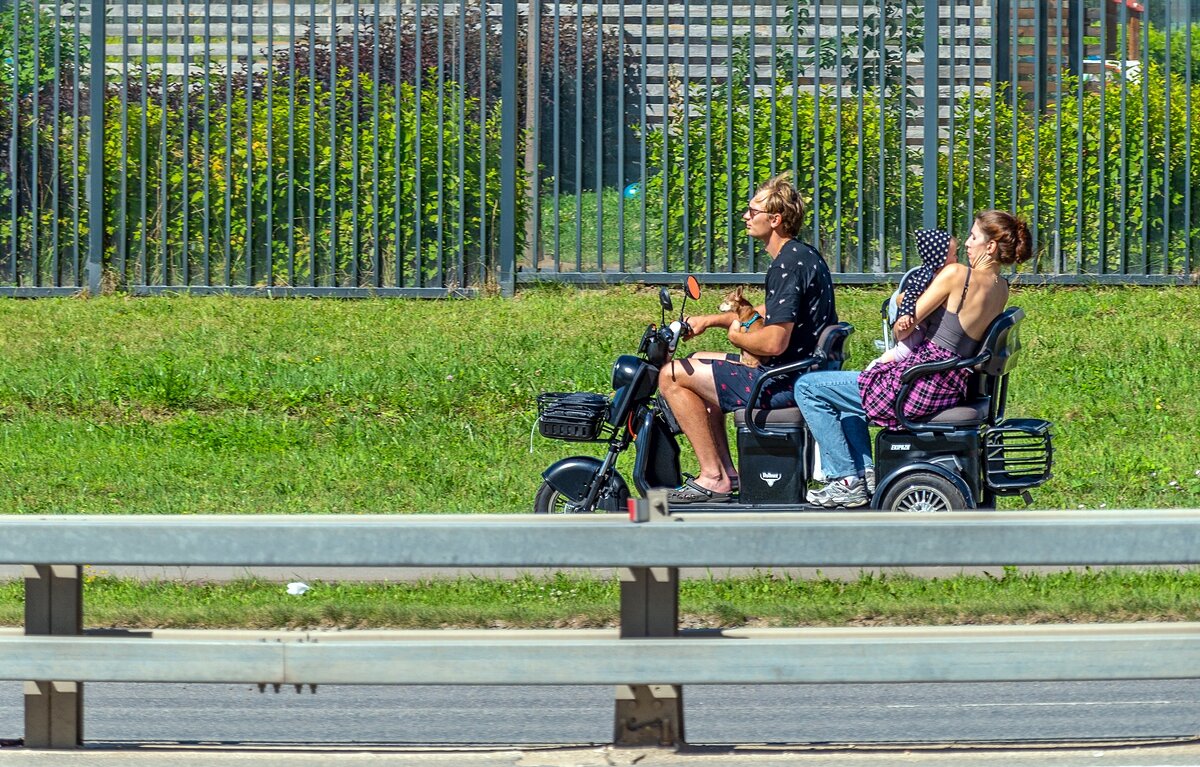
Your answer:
[740,312,763,331]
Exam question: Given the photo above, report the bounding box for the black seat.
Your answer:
[737,323,853,437]
[890,307,1025,433]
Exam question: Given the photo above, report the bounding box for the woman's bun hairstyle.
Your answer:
[975,209,1032,265]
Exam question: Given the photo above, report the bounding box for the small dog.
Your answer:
[718,286,763,368]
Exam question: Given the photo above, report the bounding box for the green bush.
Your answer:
[641,80,912,273]
[102,73,523,288]
[638,59,1200,275]
[941,64,1199,275]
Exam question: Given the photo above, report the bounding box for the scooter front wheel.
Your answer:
[533,481,626,514]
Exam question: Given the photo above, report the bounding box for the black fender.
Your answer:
[542,456,631,510]
[872,460,975,509]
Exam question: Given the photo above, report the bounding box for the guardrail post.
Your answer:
[24,565,83,748]
[615,490,683,747]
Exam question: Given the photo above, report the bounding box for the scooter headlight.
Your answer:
[611,355,641,390]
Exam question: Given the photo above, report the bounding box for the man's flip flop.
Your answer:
[666,477,733,504]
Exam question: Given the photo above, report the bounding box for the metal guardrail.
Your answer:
[2,508,1200,749]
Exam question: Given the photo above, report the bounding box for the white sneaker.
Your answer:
[864,467,876,495]
[806,477,869,508]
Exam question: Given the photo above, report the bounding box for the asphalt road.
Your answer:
[2,680,1199,746]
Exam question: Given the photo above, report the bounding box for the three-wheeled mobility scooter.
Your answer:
[534,277,1053,513]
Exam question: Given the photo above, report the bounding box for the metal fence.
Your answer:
[3,508,1200,747]
[1,0,1198,297]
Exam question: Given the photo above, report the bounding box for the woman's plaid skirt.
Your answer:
[858,341,971,429]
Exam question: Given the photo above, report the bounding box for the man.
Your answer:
[658,173,837,503]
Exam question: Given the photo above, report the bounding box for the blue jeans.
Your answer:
[793,370,873,480]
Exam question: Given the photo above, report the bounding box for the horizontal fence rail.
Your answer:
[2,509,1200,749]
[5,625,1200,684]
[2,510,1200,567]
[2,0,1199,296]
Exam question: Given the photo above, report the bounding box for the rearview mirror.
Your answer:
[685,275,701,300]
[659,287,673,312]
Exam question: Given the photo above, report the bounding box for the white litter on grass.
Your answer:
[286,582,310,596]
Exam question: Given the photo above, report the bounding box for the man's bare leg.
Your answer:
[659,357,734,494]
[707,406,738,487]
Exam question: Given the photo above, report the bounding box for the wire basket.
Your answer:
[537,392,611,442]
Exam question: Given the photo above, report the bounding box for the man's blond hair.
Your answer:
[754,173,806,238]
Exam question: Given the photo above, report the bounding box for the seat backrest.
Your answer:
[976,306,1024,377]
[971,306,1024,423]
[814,322,854,371]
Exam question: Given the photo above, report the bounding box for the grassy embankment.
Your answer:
[0,285,1197,627]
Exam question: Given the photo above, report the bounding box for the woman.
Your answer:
[793,210,1032,508]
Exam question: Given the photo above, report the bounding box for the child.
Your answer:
[868,229,956,369]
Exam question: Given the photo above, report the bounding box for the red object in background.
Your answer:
[1112,0,1145,13]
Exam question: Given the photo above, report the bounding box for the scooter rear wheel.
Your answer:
[533,481,627,514]
[880,472,967,513]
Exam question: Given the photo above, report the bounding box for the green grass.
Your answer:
[0,285,1197,514]
[2,568,1198,629]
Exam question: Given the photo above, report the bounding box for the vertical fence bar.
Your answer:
[1187,0,1194,276]
[552,0,562,272]
[143,6,151,285]
[1074,0,1083,274]
[855,0,864,271]
[768,0,777,178]
[264,0,275,287]
[747,0,755,271]
[246,0,256,285]
[834,0,843,268]
[1053,0,1063,273]
[87,0,105,295]
[812,0,820,246]
[223,0,232,286]
[1139,3,1148,275]
[330,0,340,285]
[576,0,583,270]
[641,0,648,271]
[119,2,128,284]
[286,1,296,286]
[499,0,517,294]
[679,0,688,273]
[660,0,669,271]
[400,0,410,288]
[203,0,213,286]
[1117,0,1127,274]
[900,0,908,268]
[453,0,464,286]
[1162,0,1171,273]
[182,0,192,286]
[7,0,16,284]
[477,0,488,286]
[73,3,82,284]
[989,0,999,210]
[876,0,885,267]
[1007,0,1015,219]
[380,0,388,287]
[1031,0,1045,273]
[53,6,65,285]
[619,0,628,272]
[31,5,39,285]
[921,0,937,230]
[160,3,170,285]
[965,0,975,233]
[597,0,605,271]
[1098,0,1108,274]
[355,0,365,286]
[724,0,732,271]
[944,0,953,237]
[790,0,798,184]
